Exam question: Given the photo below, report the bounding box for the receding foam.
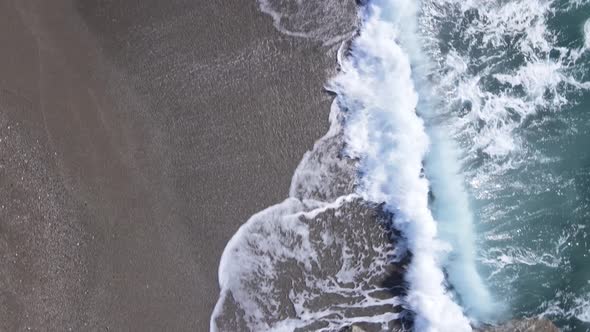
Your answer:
[330,1,472,330]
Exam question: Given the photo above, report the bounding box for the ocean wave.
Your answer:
[214,0,590,330]
[330,1,476,330]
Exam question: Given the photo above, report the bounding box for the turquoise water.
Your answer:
[424,0,590,330]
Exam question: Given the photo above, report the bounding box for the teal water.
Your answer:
[422,0,590,330]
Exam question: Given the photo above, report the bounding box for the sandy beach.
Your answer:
[0,0,355,330]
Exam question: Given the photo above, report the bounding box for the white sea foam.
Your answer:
[573,296,590,323]
[417,1,590,327]
[423,129,498,322]
[257,0,357,46]
[216,0,590,330]
[584,18,590,49]
[330,1,474,330]
[211,22,404,328]
[394,3,498,323]
[210,193,406,331]
[421,0,589,161]
[540,291,590,325]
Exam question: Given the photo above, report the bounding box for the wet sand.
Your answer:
[0,0,355,330]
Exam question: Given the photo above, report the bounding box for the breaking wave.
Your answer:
[212,0,590,330]
[329,0,483,330]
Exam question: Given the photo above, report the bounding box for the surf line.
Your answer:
[331,0,493,330]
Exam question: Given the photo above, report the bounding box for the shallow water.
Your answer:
[420,0,590,330]
[213,0,590,331]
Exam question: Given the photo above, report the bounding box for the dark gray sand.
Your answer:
[0,0,355,330]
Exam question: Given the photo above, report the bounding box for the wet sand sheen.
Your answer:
[0,0,355,329]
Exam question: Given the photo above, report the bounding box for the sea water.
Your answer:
[212,0,590,331]
[419,0,590,330]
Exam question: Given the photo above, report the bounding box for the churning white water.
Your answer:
[329,0,486,330]
[211,0,590,330]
